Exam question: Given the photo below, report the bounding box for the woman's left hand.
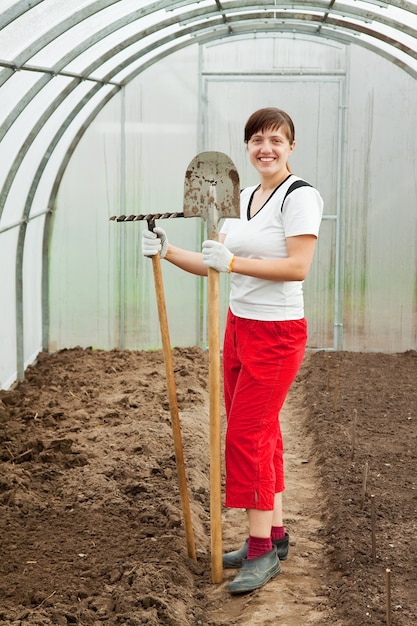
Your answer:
[202,240,234,273]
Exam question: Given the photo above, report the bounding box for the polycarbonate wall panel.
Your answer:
[203,37,417,352]
[0,75,118,386]
[49,95,122,352]
[1,3,417,393]
[48,36,417,357]
[201,37,344,350]
[0,71,40,127]
[0,75,75,226]
[305,218,337,349]
[343,47,417,352]
[23,216,45,368]
[121,220,202,350]
[204,77,341,349]
[203,36,347,74]
[27,1,158,74]
[0,229,18,389]
[122,48,201,349]
[49,47,202,352]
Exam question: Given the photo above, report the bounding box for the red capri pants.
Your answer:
[223,309,307,511]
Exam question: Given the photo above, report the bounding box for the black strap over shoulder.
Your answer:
[281,180,312,212]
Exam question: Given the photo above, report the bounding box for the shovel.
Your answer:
[184,151,240,583]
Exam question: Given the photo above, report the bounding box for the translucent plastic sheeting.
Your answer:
[0,229,18,390]
[305,218,336,350]
[342,46,417,351]
[1,1,417,389]
[22,217,45,369]
[200,35,345,348]
[49,36,417,359]
[49,49,202,353]
[1,2,417,85]
[48,95,122,352]
[0,79,118,386]
[0,77,93,224]
[0,76,79,224]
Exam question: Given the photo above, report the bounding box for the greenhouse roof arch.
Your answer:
[1,0,417,385]
[1,1,416,205]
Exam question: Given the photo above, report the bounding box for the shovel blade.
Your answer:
[184,151,240,239]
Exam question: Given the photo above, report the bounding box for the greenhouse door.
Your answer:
[201,75,345,351]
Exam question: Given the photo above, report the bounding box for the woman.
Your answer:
[142,107,323,594]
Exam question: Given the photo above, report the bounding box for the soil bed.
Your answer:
[0,346,416,625]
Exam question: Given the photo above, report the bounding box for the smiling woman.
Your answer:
[141,106,323,594]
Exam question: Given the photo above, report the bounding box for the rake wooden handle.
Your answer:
[150,251,196,561]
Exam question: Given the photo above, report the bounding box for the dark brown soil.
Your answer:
[300,350,417,626]
[0,346,415,625]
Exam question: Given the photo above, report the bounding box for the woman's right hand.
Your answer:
[142,227,169,258]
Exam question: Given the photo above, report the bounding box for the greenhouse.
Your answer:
[1,0,417,390]
[1,3,417,625]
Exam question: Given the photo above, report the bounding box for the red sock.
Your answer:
[271,525,286,541]
[247,535,273,560]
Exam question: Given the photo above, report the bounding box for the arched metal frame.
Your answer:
[0,0,416,380]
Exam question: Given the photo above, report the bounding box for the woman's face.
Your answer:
[247,126,295,177]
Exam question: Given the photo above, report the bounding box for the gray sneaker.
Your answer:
[227,547,281,594]
[222,532,289,569]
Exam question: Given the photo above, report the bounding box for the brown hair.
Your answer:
[244,108,295,144]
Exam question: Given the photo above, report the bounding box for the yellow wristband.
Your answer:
[228,255,235,273]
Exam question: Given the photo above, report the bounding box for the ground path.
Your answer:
[205,357,339,625]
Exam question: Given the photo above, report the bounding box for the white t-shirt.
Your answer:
[219,175,323,321]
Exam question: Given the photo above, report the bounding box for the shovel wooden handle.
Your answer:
[183,152,240,583]
[208,266,223,583]
[151,252,196,561]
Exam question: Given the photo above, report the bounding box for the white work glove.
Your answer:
[142,227,169,258]
[202,240,234,273]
